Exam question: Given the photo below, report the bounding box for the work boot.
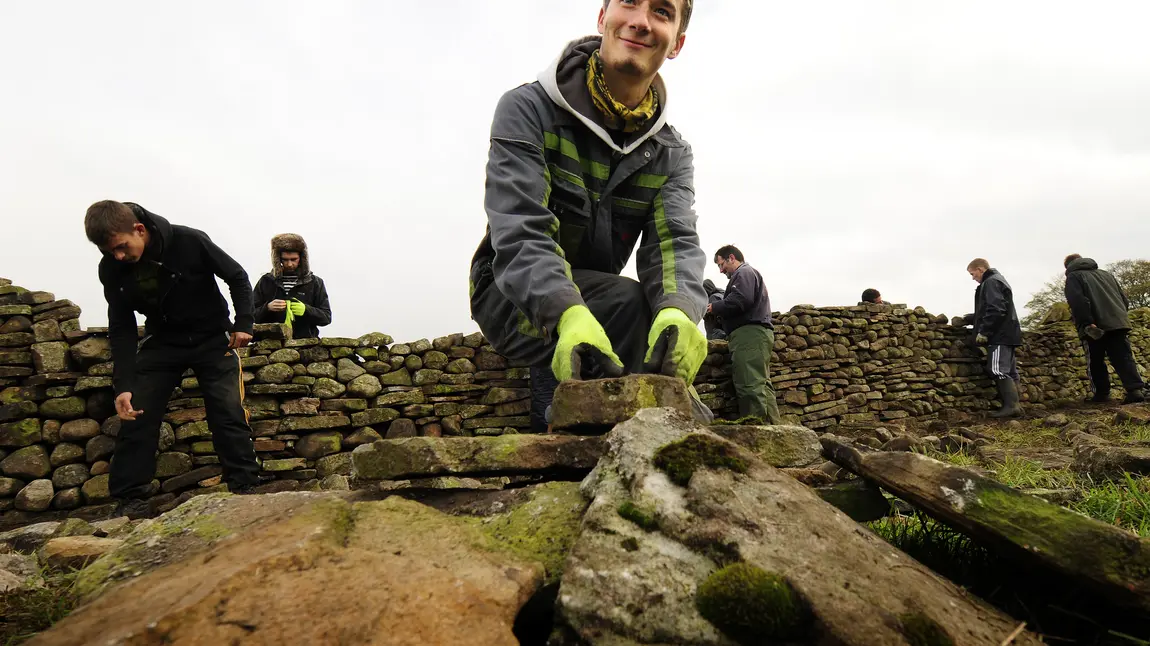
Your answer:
[113,497,154,520]
[1084,392,1110,403]
[989,379,1022,418]
[1123,388,1146,405]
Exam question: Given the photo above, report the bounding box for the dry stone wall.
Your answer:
[1,277,1147,525]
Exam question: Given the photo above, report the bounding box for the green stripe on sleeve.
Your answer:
[652,191,677,295]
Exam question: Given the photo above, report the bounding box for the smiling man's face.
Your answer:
[598,0,686,81]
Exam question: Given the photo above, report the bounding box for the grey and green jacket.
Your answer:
[469,36,706,341]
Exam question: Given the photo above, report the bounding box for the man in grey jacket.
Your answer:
[1064,254,1146,404]
[469,0,708,429]
[708,245,780,424]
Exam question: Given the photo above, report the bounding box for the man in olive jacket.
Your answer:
[1064,254,1146,404]
[962,258,1023,417]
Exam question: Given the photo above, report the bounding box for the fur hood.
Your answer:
[270,233,311,278]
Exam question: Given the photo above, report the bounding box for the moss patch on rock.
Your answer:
[471,482,587,584]
[695,563,810,643]
[710,415,765,426]
[654,434,748,486]
[898,611,954,646]
[617,501,659,531]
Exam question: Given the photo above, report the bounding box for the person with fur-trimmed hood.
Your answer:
[253,234,332,339]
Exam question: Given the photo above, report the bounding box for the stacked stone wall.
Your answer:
[1,277,1147,525]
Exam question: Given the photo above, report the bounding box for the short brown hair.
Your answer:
[84,200,138,246]
[604,0,693,35]
[1063,253,1082,268]
[966,258,990,271]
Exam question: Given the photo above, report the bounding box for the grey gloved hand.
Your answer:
[1085,325,1104,341]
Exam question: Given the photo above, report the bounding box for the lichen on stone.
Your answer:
[617,501,658,531]
[710,415,766,426]
[898,611,954,646]
[695,563,810,643]
[654,434,748,486]
[471,482,587,584]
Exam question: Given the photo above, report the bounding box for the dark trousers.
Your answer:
[474,269,652,433]
[985,344,1019,383]
[110,333,260,498]
[1085,329,1146,396]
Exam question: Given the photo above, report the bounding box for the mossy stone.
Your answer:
[695,563,810,643]
[654,434,748,486]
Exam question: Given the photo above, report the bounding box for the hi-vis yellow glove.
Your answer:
[283,305,295,327]
[289,299,306,316]
[643,308,707,385]
[551,305,624,382]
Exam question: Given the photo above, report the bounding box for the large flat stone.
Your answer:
[41,493,541,646]
[352,434,604,480]
[709,423,822,468]
[550,374,692,430]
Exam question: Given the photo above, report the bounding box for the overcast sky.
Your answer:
[2,1,1149,342]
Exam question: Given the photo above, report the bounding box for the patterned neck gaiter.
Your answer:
[586,49,659,134]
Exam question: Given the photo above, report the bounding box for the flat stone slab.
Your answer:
[709,423,822,468]
[352,434,605,480]
[550,374,691,430]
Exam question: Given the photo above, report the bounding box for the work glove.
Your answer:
[643,308,707,385]
[1084,325,1104,341]
[284,306,295,327]
[975,333,988,346]
[289,300,306,316]
[551,305,624,382]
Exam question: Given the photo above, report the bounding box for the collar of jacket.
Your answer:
[125,203,173,260]
[538,35,671,156]
[273,272,314,286]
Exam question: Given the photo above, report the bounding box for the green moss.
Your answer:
[711,415,765,426]
[695,563,810,643]
[472,482,588,584]
[898,612,954,646]
[970,485,1150,583]
[654,434,748,486]
[617,501,659,531]
[636,379,658,410]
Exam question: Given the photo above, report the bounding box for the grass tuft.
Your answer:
[0,567,83,645]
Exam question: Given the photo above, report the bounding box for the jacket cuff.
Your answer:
[233,315,255,335]
[654,294,704,324]
[537,288,585,341]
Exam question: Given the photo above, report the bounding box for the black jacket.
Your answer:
[98,205,254,395]
[970,268,1022,346]
[710,262,773,335]
[1064,257,1130,334]
[252,273,332,339]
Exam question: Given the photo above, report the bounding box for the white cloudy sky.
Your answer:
[2,1,1149,342]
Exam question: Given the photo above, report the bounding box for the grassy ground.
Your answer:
[0,568,82,646]
[868,405,1150,643]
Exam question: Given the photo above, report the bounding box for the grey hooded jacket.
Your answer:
[1064,257,1131,334]
[469,36,706,342]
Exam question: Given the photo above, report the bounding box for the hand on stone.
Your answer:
[229,331,253,349]
[268,299,287,313]
[115,392,143,421]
